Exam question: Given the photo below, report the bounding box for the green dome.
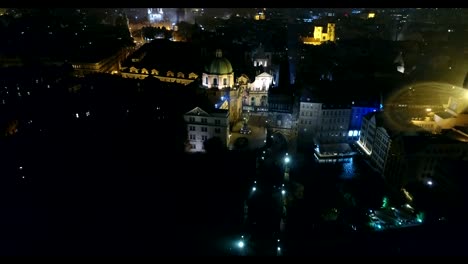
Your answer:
[205,49,233,75]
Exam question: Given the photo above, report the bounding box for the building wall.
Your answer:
[121,68,198,85]
[202,73,234,89]
[72,48,129,77]
[370,127,391,174]
[358,115,376,155]
[384,135,468,187]
[184,113,229,152]
[298,102,353,145]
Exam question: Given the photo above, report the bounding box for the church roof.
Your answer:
[205,49,233,75]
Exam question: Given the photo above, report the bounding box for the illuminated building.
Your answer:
[357,111,468,188]
[410,91,468,132]
[298,100,352,145]
[254,11,266,21]
[184,107,230,152]
[302,23,336,46]
[120,40,200,85]
[242,72,273,112]
[148,8,164,23]
[71,48,130,77]
[384,129,468,188]
[202,49,234,89]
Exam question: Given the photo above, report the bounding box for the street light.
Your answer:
[281,190,286,195]
[284,157,290,163]
[238,241,244,248]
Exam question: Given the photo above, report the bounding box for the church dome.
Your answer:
[205,49,233,75]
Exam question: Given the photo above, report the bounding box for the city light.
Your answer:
[281,190,286,195]
[252,187,256,191]
[238,241,244,248]
[277,247,281,251]
[284,157,290,163]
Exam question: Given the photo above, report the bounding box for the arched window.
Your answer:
[223,78,227,86]
[205,77,208,85]
[213,78,218,86]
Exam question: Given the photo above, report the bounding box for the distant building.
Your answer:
[184,107,230,153]
[411,93,468,132]
[302,23,336,46]
[71,48,129,77]
[120,39,200,85]
[202,49,234,89]
[357,111,468,187]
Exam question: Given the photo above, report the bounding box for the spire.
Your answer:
[215,49,222,58]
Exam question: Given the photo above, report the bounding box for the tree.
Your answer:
[203,136,227,154]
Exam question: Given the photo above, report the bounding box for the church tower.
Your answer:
[327,23,336,42]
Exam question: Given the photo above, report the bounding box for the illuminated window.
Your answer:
[151,69,159,75]
[177,72,184,78]
[141,68,148,74]
[130,67,138,73]
[189,73,198,79]
[167,71,174,77]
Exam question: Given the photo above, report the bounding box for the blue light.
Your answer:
[380,104,383,109]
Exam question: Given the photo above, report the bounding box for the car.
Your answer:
[240,125,252,135]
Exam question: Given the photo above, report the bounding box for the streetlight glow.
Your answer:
[284,157,290,163]
[281,190,286,195]
[238,241,244,248]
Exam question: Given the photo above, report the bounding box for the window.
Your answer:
[213,78,218,86]
[202,135,208,141]
[189,134,196,140]
[201,118,207,124]
[215,119,221,125]
[191,144,196,149]
[201,127,207,132]
[205,77,208,84]
[223,78,227,86]
[215,128,221,133]
[189,117,195,122]
[189,126,195,131]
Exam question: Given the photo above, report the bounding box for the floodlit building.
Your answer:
[242,72,273,113]
[120,39,200,85]
[184,107,230,152]
[302,23,336,46]
[202,49,234,89]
